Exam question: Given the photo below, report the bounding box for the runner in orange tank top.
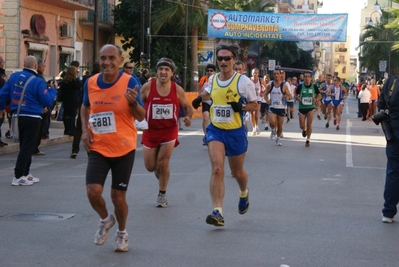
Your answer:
[81,44,145,252]
[140,57,193,208]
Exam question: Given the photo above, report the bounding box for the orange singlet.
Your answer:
[87,73,137,157]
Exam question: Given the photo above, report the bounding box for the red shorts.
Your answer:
[141,126,179,149]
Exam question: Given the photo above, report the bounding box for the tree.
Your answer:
[358,9,399,75]
[151,0,207,91]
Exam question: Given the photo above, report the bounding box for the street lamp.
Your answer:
[367,10,381,26]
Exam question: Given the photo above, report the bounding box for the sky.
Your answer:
[318,0,367,55]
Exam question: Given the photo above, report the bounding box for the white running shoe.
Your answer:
[276,137,282,146]
[255,126,260,135]
[382,216,394,223]
[94,214,116,245]
[251,130,256,136]
[11,177,33,186]
[135,119,149,131]
[270,129,276,140]
[114,231,129,252]
[25,174,40,183]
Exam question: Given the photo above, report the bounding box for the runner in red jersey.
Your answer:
[140,58,193,208]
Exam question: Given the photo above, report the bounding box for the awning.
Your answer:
[59,46,75,54]
[26,42,49,51]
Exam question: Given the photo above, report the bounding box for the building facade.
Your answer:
[0,0,114,79]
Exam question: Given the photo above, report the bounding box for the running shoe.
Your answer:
[276,137,282,146]
[305,140,310,147]
[324,114,327,120]
[302,129,307,138]
[286,117,290,123]
[94,214,116,245]
[11,177,33,186]
[270,129,276,140]
[317,115,321,120]
[336,125,340,130]
[238,190,249,214]
[202,136,208,146]
[382,216,394,223]
[206,210,224,226]
[114,231,129,252]
[264,124,269,131]
[156,193,168,208]
[325,122,329,128]
[255,126,260,135]
[26,174,40,183]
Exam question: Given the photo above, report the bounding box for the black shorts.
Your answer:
[298,108,315,115]
[270,107,286,117]
[86,150,136,191]
[260,102,268,113]
[202,102,210,113]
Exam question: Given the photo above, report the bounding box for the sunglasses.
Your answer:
[125,67,133,69]
[206,69,214,72]
[217,56,233,61]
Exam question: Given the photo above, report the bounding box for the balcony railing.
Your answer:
[79,3,114,25]
[335,47,348,52]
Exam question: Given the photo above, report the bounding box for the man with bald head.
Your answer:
[0,55,57,185]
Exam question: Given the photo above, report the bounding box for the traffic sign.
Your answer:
[269,60,276,71]
[379,60,387,72]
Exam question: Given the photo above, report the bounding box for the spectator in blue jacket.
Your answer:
[0,56,57,186]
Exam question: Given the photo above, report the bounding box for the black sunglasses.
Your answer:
[217,56,233,61]
[125,67,133,69]
[206,69,214,72]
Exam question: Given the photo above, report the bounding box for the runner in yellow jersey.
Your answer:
[192,44,258,227]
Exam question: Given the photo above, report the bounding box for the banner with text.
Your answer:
[207,9,348,42]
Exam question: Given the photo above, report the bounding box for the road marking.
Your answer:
[346,119,353,167]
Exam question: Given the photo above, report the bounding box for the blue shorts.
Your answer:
[322,99,332,105]
[205,124,248,156]
[332,100,342,106]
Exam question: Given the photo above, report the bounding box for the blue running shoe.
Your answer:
[238,190,249,214]
[206,210,224,227]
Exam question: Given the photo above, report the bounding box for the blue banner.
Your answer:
[207,9,348,42]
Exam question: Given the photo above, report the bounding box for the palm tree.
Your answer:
[358,9,399,75]
[152,0,207,91]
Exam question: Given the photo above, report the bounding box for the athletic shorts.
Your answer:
[332,100,343,107]
[202,102,210,113]
[286,101,294,108]
[270,107,286,117]
[322,99,332,105]
[86,150,135,191]
[260,102,269,114]
[142,125,179,149]
[298,108,315,115]
[205,124,248,156]
[370,99,377,104]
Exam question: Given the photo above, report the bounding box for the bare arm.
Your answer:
[283,83,292,100]
[125,85,145,121]
[80,104,93,152]
[177,85,193,126]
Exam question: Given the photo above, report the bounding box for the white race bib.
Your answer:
[152,104,173,119]
[213,105,233,123]
[302,97,313,105]
[89,112,116,134]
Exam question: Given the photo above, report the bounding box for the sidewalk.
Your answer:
[0,119,72,155]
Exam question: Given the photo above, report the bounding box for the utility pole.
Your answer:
[93,0,99,64]
[182,0,188,90]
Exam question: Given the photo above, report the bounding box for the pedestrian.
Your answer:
[0,55,57,185]
[70,61,100,159]
[0,56,8,147]
[249,68,265,136]
[140,57,193,208]
[60,66,81,136]
[358,84,371,121]
[191,44,258,227]
[139,68,149,85]
[378,75,399,223]
[295,71,321,147]
[81,44,145,252]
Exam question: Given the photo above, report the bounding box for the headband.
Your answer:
[156,61,176,72]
